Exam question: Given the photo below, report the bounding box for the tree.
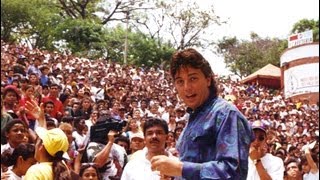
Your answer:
[133,0,225,50]
[54,19,109,58]
[57,0,100,19]
[216,33,286,78]
[103,26,175,66]
[291,19,319,42]
[1,0,62,48]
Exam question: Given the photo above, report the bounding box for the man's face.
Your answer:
[251,129,266,149]
[302,162,311,173]
[44,103,54,114]
[4,91,18,105]
[6,123,27,145]
[145,125,167,153]
[49,86,59,97]
[130,137,145,152]
[174,67,211,110]
[286,162,301,179]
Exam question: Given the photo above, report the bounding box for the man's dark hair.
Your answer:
[170,48,218,98]
[285,158,302,171]
[49,83,60,88]
[115,135,130,147]
[1,143,35,167]
[143,118,168,135]
[288,146,297,153]
[44,100,55,108]
[4,119,28,134]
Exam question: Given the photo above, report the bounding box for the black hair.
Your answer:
[115,135,130,146]
[285,158,302,171]
[79,163,102,180]
[143,118,169,135]
[4,119,28,134]
[59,93,69,104]
[1,143,35,167]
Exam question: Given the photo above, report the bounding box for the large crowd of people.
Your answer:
[1,40,319,180]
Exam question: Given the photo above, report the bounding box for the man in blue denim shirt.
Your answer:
[151,48,254,179]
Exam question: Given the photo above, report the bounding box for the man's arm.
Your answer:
[249,145,272,180]
[93,130,116,168]
[152,108,254,179]
[305,147,319,174]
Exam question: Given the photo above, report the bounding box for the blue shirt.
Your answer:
[176,96,254,180]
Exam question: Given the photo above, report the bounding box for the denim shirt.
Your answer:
[176,96,254,180]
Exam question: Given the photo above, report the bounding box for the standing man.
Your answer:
[121,118,174,180]
[150,48,254,179]
[247,120,284,180]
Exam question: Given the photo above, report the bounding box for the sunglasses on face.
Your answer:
[81,162,97,168]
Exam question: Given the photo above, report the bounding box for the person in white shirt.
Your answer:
[121,118,175,180]
[301,146,319,180]
[247,120,284,180]
[1,143,36,180]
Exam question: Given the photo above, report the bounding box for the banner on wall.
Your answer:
[288,30,313,48]
[284,63,319,98]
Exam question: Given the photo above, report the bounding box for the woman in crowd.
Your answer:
[79,163,102,180]
[123,118,143,140]
[74,97,93,120]
[19,85,38,130]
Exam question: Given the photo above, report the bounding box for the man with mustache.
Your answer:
[121,118,174,180]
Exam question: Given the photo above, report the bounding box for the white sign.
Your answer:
[284,63,319,98]
[288,30,313,48]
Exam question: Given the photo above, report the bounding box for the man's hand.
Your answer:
[108,130,118,143]
[1,172,9,180]
[249,146,263,160]
[150,155,183,177]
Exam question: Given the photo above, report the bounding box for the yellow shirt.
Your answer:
[24,162,53,180]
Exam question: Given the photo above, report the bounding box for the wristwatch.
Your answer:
[253,159,261,165]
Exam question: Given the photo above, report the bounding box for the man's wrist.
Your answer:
[253,159,261,165]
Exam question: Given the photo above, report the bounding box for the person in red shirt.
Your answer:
[42,83,63,121]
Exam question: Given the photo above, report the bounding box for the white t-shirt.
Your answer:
[86,142,127,180]
[121,148,177,180]
[6,169,22,180]
[72,131,87,148]
[247,153,284,180]
[303,170,319,180]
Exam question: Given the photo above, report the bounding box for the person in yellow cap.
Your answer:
[24,127,71,179]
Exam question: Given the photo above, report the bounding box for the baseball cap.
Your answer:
[3,85,21,99]
[130,133,144,141]
[251,120,267,134]
[35,127,70,160]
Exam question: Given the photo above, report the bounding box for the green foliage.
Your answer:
[54,19,108,58]
[104,26,175,66]
[1,0,33,41]
[1,0,62,48]
[291,19,319,41]
[216,35,286,78]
